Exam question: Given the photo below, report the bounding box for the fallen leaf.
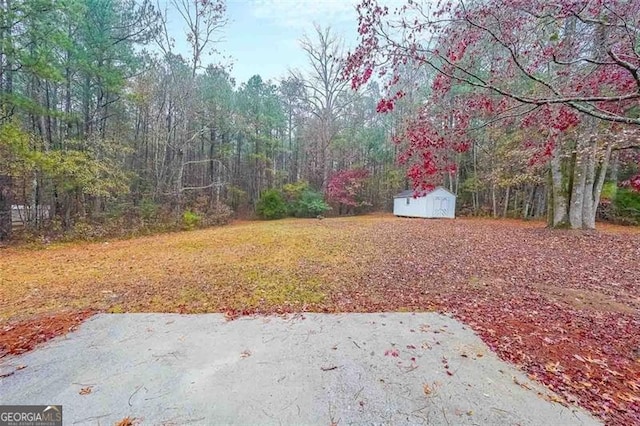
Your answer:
[423,384,432,395]
[513,376,531,390]
[617,392,640,403]
[384,348,399,357]
[115,417,136,426]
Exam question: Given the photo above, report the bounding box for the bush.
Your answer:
[601,182,617,201]
[256,189,288,220]
[182,210,201,230]
[613,188,640,224]
[140,198,160,222]
[291,190,330,217]
[281,181,330,217]
[283,180,310,204]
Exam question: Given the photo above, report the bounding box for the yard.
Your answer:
[1,215,639,424]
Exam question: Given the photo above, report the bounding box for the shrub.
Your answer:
[291,190,330,217]
[282,181,330,217]
[613,188,640,224]
[140,198,160,222]
[256,189,287,220]
[283,180,310,204]
[600,182,617,201]
[182,210,201,230]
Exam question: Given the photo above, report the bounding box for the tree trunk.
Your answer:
[569,136,588,228]
[503,186,510,218]
[176,149,184,206]
[491,184,497,218]
[581,135,597,229]
[609,150,619,183]
[0,175,12,240]
[585,142,612,229]
[550,142,569,227]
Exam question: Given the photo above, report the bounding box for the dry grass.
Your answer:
[2,215,637,321]
[1,216,383,321]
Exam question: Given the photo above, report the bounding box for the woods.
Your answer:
[346,0,640,229]
[0,1,404,240]
[0,0,639,240]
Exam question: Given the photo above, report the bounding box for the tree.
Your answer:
[346,0,640,229]
[295,25,353,189]
[237,75,286,203]
[279,76,306,182]
[170,0,227,76]
[0,0,405,239]
[326,168,370,214]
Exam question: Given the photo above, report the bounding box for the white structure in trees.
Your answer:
[393,187,456,219]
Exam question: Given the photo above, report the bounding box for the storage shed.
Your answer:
[393,187,456,218]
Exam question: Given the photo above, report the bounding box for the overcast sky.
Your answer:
[161,0,365,85]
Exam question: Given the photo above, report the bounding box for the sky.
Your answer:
[162,0,365,85]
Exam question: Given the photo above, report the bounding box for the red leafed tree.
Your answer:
[395,96,472,193]
[326,169,371,214]
[345,0,640,229]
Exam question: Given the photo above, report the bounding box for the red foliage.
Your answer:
[394,101,471,191]
[375,98,394,113]
[345,0,640,191]
[326,168,370,208]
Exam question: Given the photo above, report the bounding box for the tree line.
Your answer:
[1,0,639,241]
[0,0,407,240]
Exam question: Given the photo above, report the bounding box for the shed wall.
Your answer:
[393,196,428,217]
[425,188,456,219]
[393,188,456,218]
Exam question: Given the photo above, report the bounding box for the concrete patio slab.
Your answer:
[0,313,600,425]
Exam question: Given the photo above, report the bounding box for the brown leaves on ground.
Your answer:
[335,218,640,425]
[0,310,94,358]
[115,417,136,426]
[1,216,639,425]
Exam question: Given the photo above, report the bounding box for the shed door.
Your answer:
[433,196,449,217]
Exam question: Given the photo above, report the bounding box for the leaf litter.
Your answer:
[0,216,638,425]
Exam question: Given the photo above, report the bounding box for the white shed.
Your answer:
[393,187,456,219]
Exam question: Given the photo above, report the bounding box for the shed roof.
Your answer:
[393,186,456,198]
[394,189,426,198]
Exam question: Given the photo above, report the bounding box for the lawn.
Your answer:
[1,215,639,424]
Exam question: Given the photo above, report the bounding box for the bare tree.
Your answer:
[295,25,354,189]
[171,0,227,76]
